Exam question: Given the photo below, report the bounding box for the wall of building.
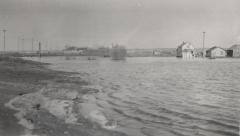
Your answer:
[176,48,182,57]
[182,52,194,59]
[209,48,226,58]
[233,48,240,57]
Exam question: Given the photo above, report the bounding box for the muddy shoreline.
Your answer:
[0,57,126,136]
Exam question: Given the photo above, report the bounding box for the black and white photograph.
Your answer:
[0,0,239,136]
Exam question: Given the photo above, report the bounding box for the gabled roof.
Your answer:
[207,46,225,51]
[229,44,240,50]
[177,41,194,50]
[178,41,191,47]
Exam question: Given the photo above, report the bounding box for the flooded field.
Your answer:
[29,57,240,136]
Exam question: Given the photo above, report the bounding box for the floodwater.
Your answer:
[28,57,240,136]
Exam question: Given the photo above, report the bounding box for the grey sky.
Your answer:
[0,0,240,50]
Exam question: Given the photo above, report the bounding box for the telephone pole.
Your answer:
[32,38,34,52]
[202,32,206,57]
[22,38,24,52]
[2,29,7,53]
[38,41,42,58]
[17,37,19,52]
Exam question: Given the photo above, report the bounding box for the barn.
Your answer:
[206,46,226,58]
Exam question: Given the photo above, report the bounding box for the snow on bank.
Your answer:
[4,90,46,136]
[5,84,117,136]
[79,103,117,129]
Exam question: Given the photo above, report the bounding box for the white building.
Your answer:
[176,42,195,59]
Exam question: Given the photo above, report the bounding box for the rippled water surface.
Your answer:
[29,57,240,136]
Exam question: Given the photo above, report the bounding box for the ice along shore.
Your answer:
[0,57,126,136]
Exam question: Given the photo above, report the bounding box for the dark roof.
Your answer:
[177,41,192,48]
[229,44,240,50]
[207,46,225,51]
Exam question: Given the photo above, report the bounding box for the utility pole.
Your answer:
[2,29,7,53]
[22,38,24,52]
[202,32,206,57]
[46,41,48,51]
[31,38,34,52]
[17,37,19,52]
[38,41,42,58]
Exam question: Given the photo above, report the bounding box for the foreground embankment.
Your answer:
[0,57,126,136]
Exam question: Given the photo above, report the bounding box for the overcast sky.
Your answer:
[0,0,240,51]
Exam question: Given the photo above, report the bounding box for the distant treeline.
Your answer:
[127,48,176,57]
[1,47,181,57]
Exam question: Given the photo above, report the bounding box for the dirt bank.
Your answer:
[0,57,126,136]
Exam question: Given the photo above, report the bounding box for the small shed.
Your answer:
[206,46,226,58]
[227,44,240,57]
[176,42,195,59]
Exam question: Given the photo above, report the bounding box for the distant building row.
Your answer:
[176,42,240,58]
